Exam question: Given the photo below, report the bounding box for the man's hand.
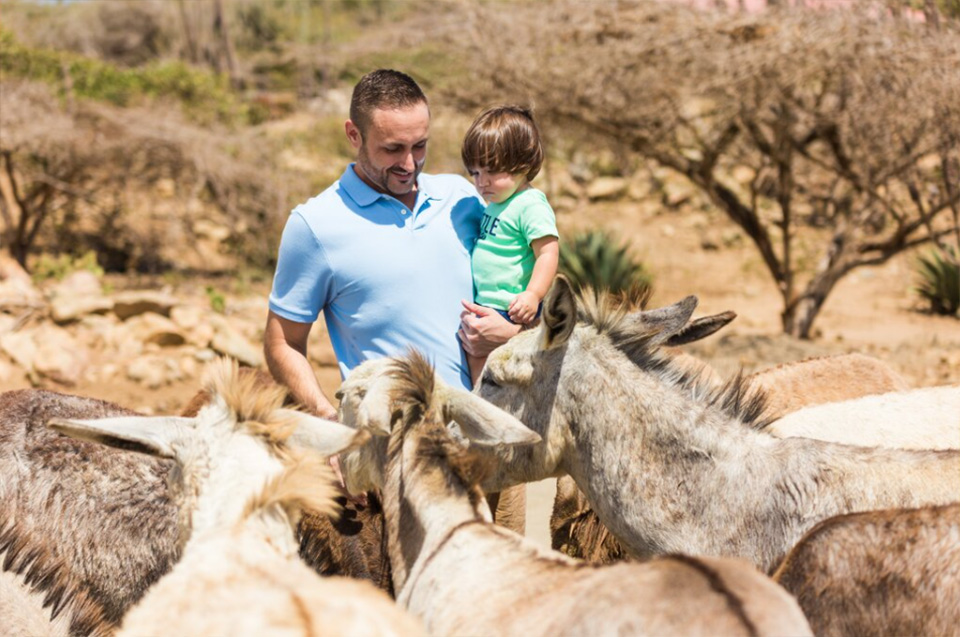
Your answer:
[458,300,522,357]
[508,291,540,324]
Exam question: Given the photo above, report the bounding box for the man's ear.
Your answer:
[345,120,363,151]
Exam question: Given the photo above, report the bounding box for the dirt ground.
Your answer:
[12,198,959,549]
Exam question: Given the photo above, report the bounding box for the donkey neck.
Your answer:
[381,436,489,595]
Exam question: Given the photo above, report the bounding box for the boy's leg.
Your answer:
[467,353,487,389]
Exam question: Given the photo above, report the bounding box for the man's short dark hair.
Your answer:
[350,69,428,136]
[461,105,544,182]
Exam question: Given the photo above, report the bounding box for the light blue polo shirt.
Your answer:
[269,164,484,389]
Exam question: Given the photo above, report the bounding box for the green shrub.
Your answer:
[559,230,652,298]
[31,251,104,284]
[0,29,253,124]
[915,246,960,316]
[205,286,227,314]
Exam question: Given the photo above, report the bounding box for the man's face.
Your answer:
[346,102,430,199]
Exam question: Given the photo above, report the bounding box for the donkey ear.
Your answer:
[47,415,189,459]
[665,311,736,346]
[437,385,541,447]
[283,410,371,456]
[541,275,577,349]
[624,295,698,345]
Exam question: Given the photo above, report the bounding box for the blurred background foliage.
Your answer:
[0,0,957,334]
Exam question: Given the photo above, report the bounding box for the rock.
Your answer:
[662,179,695,208]
[1,324,88,386]
[170,305,215,348]
[120,314,187,347]
[0,255,44,308]
[211,324,263,367]
[0,331,36,371]
[586,177,628,201]
[50,271,102,298]
[551,168,585,200]
[194,348,217,362]
[50,296,114,324]
[112,291,177,320]
[127,355,183,389]
[0,356,20,384]
[627,177,653,201]
[179,355,200,379]
[192,219,231,242]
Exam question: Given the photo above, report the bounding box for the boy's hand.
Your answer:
[508,291,540,324]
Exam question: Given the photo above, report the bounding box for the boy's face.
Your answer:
[346,102,430,200]
[469,167,527,204]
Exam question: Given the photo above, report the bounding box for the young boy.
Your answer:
[461,105,560,385]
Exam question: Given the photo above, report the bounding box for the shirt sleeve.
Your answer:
[268,211,335,323]
[518,196,559,245]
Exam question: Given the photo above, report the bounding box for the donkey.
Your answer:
[764,384,960,450]
[748,353,909,416]
[346,277,960,573]
[48,358,420,637]
[0,369,385,624]
[773,503,960,636]
[340,351,812,636]
[1,521,113,637]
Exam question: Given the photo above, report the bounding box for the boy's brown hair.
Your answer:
[350,69,428,136]
[461,105,544,182]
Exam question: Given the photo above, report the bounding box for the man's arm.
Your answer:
[263,310,338,420]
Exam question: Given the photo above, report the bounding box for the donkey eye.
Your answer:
[481,374,501,389]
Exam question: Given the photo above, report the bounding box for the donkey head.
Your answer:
[336,352,540,494]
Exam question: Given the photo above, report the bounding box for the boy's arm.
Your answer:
[526,235,560,299]
[508,235,559,323]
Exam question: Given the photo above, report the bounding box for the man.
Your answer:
[263,69,524,527]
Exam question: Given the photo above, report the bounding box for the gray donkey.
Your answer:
[342,277,960,573]
[475,277,960,571]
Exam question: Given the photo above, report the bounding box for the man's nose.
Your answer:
[399,151,415,172]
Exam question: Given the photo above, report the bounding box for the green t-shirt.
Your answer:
[472,188,558,310]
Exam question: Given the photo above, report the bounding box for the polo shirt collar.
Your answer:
[341,163,439,209]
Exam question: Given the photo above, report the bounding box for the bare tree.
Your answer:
[450,1,960,337]
[0,80,286,272]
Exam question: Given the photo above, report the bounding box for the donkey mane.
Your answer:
[387,351,493,510]
[576,288,775,430]
[0,521,114,637]
[204,358,299,449]
[240,450,342,523]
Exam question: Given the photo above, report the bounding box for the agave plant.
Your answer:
[558,230,652,300]
[915,246,959,316]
